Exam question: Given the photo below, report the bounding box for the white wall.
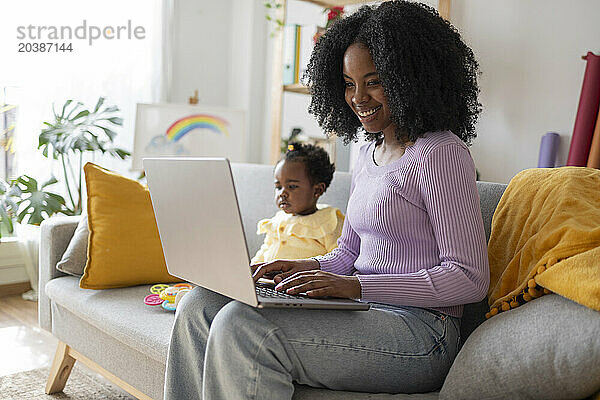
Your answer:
[170,1,233,107]
[171,0,270,164]
[451,0,600,183]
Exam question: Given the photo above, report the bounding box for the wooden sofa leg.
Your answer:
[45,340,154,399]
[46,341,76,394]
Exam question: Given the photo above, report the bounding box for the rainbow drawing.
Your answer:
[165,114,229,142]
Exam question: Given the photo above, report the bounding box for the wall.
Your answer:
[170,1,233,107]
[146,0,600,178]
[170,0,270,164]
[451,0,600,183]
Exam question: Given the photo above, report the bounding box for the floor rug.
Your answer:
[0,367,136,399]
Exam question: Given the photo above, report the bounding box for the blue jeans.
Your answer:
[164,287,460,400]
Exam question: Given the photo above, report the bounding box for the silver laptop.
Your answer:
[143,157,369,310]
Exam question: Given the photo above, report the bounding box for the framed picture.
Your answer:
[132,103,246,171]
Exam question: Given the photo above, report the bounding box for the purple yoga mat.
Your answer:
[538,132,560,168]
[567,52,600,166]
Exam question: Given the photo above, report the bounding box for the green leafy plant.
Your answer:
[38,97,130,215]
[0,175,66,237]
[0,179,20,235]
[281,127,303,154]
[0,97,130,238]
[264,0,284,35]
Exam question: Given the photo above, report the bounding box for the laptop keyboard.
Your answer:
[256,285,306,300]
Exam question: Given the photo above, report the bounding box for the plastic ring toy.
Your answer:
[150,284,170,294]
[174,283,193,290]
[162,300,177,311]
[144,294,163,306]
[159,287,180,302]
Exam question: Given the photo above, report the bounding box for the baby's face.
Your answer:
[273,160,318,215]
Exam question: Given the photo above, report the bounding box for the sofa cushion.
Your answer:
[56,213,88,276]
[46,276,174,363]
[80,163,180,289]
[439,294,600,400]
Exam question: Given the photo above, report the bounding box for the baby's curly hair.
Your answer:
[281,143,335,190]
[305,0,481,145]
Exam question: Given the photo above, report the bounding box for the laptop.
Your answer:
[143,157,369,310]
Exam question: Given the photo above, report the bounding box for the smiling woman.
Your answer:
[166,2,489,398]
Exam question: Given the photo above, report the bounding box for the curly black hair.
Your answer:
[280,142,335,190]
[305,0,481,145]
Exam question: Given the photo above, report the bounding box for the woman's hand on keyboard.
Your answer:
[251,259,320,283]
[274,270,361,299]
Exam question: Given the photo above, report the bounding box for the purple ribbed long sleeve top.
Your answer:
[314,131,489,317]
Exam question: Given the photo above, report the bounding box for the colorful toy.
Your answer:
[144,283,193,311]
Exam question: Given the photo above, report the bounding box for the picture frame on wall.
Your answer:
[132,103,246,171]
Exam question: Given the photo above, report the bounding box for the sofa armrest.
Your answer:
[39,215,80,332]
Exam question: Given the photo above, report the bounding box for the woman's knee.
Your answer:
[173,287,229,333]
[210,301,258,342]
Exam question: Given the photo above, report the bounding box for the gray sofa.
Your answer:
[39,162,600,400]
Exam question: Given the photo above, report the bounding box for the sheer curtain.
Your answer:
[0,0,170,298]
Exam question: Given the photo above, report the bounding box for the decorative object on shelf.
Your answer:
[131,103,246,171]
[188,89,199,105]
[324,6,344,29]
[38,97,130,215]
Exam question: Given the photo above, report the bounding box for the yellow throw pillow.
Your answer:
[79,163,180,289]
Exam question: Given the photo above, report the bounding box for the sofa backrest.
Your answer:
[230,162,507,342]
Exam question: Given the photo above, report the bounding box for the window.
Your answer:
[0,0,167,183]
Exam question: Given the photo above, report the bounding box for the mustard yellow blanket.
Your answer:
[487,167,600,318]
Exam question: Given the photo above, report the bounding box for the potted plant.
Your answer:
[0,97,130,235]
[39,97,130,216]
[0,97,130,299]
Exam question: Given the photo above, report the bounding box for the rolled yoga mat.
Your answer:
[538,132,560,168]
[586,105,600,168]
[567,52,600,166]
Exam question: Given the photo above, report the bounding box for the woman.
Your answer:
[165,2,488,398]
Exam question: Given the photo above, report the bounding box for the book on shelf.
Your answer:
[283,24,324,86]
[282,24,301,85]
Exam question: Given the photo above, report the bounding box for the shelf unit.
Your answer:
[268,0,451,163]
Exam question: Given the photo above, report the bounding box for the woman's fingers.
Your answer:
[252,260,299,281]
[250,262,265,273]
[275,271,361,299]
[272,270,299,283]
[254,259,319,282]
[276,271,326,292]
[252,261,284,281]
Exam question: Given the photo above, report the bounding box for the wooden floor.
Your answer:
[0,294,58,376]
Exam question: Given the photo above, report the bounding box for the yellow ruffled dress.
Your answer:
[250,205,345,264]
